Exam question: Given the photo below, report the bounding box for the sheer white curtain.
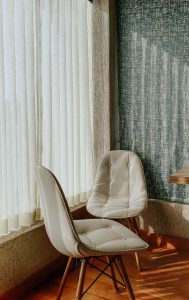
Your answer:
[0,0,92,236]
[0,0,38,236]
[40,0,93,207]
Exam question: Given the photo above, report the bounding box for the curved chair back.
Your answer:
[36,165,81,257]
[87,150,147,218]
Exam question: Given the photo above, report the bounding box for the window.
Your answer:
[0,0,93,236]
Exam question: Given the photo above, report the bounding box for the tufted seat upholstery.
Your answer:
[36,165,148,300]
[75,219,147,256]
[87,150,148,218]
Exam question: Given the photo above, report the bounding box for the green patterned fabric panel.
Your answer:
[117,0,189,203]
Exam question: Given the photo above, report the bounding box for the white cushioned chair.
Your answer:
[87,150,148,271]
[36,165,148,300]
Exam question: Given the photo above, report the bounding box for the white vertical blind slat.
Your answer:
[14,0,25,222]
[72,0,80,204]
[59,0,68,195]
[51,0,60,175]
[2,0,17,226]
[0,0,7,224]
[41,0,52,168]
[24,0,36,215]
[66,0,74,204]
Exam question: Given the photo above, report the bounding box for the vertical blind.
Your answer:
[0,0,93,236]
[41,0,93,207]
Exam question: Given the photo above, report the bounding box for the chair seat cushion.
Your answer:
[87,192,146,218]
[74,219,148,257]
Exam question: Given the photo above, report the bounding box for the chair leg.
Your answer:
[131,217,141,237]
[117,256,135,300]
[134,252,141,272]
[75,259,87,300]
[57,257,73,300]
[128,217,142,272]
[106,256,119,290]
[128,218,135,232]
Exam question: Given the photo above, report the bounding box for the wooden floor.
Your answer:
[23,246,189,300]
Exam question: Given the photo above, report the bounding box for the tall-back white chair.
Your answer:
[87,150,148,271]
[36,165,148,300]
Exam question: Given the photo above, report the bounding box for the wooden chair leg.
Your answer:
[57,257,73,300]
[75,259,87,300]
[117,256,135,300]
[131,217,141,236]
[128,218,135,232]
[128,217,142,272]
[107,256,119,290]
[134,252,141,272]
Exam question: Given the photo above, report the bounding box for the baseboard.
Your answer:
[140,230,189,251]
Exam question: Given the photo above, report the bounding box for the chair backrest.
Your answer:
[88,150,147,215]
[36,165,81,257]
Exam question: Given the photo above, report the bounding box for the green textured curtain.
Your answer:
[117,0,189,203]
